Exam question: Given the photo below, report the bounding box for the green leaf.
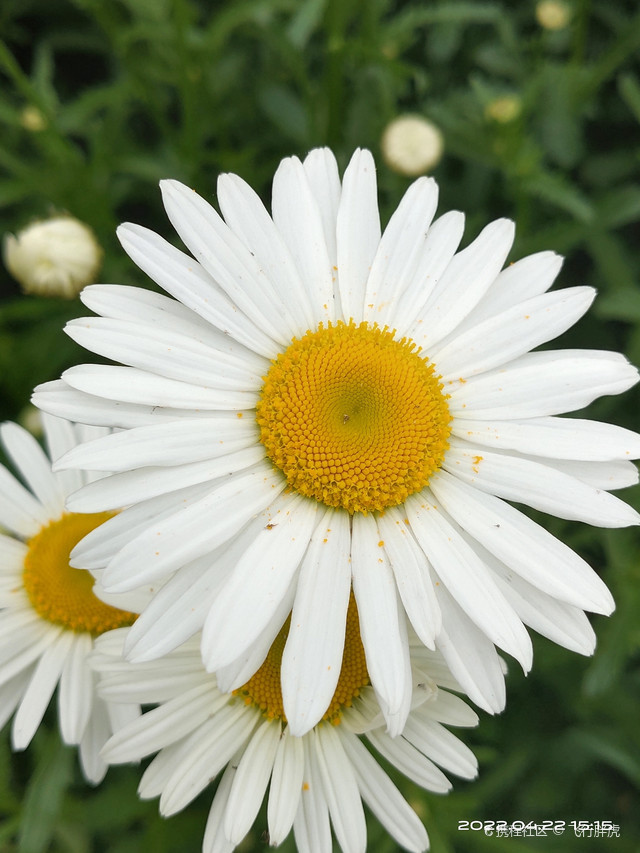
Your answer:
[286,0,327,48]
[18,732,74,853]
[595,288,640,322]
[595,186,640,230]
[565,729,640,788]
[521,171,594,222]
[257,84,309,143]
[618,72,640,123]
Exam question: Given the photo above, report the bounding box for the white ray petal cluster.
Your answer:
[0,416,139,783]
[93,630,478,853]
[31,147,640,735]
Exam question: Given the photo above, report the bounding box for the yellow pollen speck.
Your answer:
[236,412,243,418]
[302,782,310,791]
[22,513,137,634]
[234,592,369,724]
[256,320,451,514]
[377,540,384,547]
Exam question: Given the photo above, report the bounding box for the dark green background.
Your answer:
[0,1,639,851]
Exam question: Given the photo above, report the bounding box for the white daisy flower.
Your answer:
[0,415,138,782]
[33,148,640,735]
[93,595,479,853]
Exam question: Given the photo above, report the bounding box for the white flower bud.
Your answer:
[535,1,571,30]
[3,215,103,298]
[381,115,444,177]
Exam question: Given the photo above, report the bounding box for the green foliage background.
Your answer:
[0,0,639,851]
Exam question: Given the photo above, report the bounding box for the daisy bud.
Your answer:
[485,95,522,123]
[535,0,571,30]
[20,105,47,132]
[3,215,103,299]
[381,115,444,176]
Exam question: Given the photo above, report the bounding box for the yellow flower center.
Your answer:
[22,513,137,634]
[256,320,451,514]
[234,592,369,724]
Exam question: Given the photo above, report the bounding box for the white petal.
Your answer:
[102,465,283,592]
[0,464,51,538]
[271,156,336,326]
[201,495,319,670]
[40,413,84,496]
[123,557,225,662]
[224,720,281,844]
[336,149,380,322]
[119,219,279,357]
[393,211,465,336]
[548,458,638,490]
[314,724,367,853]
[66,446,265,512]
[429,470,614,614]
[81,282,220,334]
[418,690,479,728]
[363,177,438,324]
[0,422,64,515]
[294,733,332,853]
[12,630,73,749]
[103,683,222,763]
[56,416,258,473]
[339,731,428,853]
[159,709,258,815]
[62,364,255,411]
[351,514,412,736]
[202,761,237,853]
[377,507,440,648]
[444,440,640,527]
[0,533,28,573]
[451,415,640,461]
[0,670,30,731]
[282,509,351,736]
[406,492,533,670]
[267,729,305,845]
[65,317,265,391]
[79,697,110,784]
[0,619,58,685]
[410,219,515,348]
[71,482,212,570]
[366,729,451,793]
[33,380,212,430]
[215,571,297,693]
[449,350,639,419]
[216,172,312,336]
[434,286,596,381]
[58,632,94,743]
[491,562,597,655]
[471,250,564,322]
[302,147,341,269]
[434,584,506,714]
[402,715,477,778]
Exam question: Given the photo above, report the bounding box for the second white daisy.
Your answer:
[93,596,478,853]
[0,415,138,782]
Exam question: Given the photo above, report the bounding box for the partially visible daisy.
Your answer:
[94,595,478,853]
[33,148,640,736]
[0,416,138,782]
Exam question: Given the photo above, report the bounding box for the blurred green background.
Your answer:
[0,0,639,851]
